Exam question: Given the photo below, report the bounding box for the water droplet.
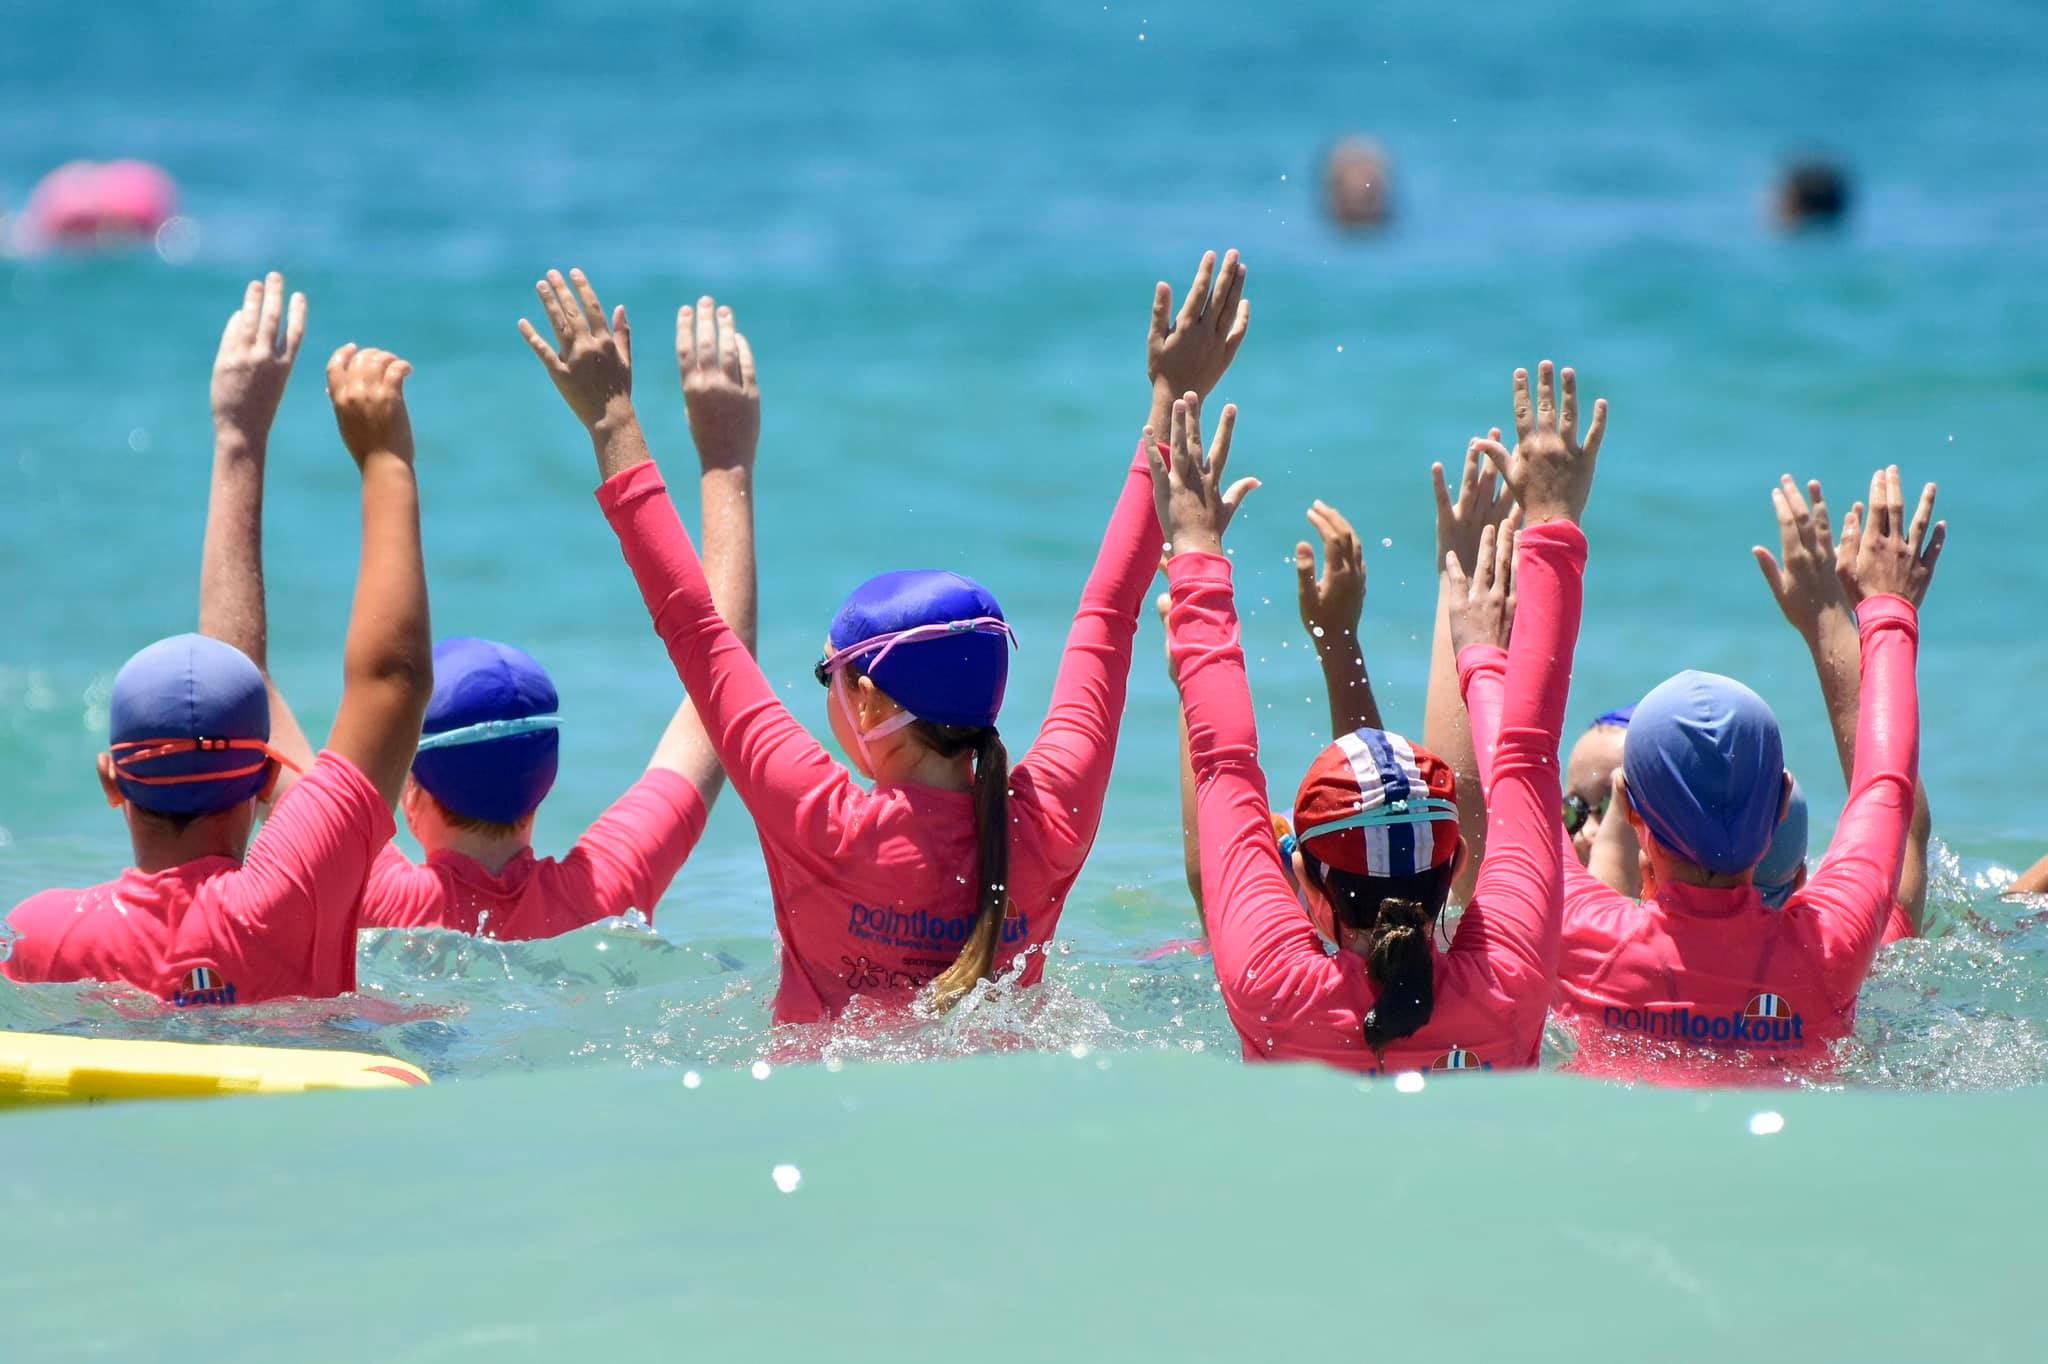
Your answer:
[1380,537,1393,548]
[1311,625,1326,638]
[1335,344,1344,353]
[682,1070,702,1089]
[772,1163,803,1193]
[1748,1110,1785,1136]
[127,427,150,453]
[154,216,199,264]
[1394,1072,1426,1093]
[1069,1042,1091,1059]
[751,1060,773,1080]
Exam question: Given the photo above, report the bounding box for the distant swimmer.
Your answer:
[1323,135,1392,229]
[1773,158,1852,230]
[19,159,177,249]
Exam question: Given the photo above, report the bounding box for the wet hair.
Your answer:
[1780,161,1851,226]
[918,718,1012,1011]
[1299,858,1457,1057]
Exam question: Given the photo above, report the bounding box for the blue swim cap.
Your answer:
[1753,777,1810,909]
[1622,671,1786,876]
[1592,704,1636,729]
[108,634,273,816]
[411,638,560,825]
[829,571,1009,730]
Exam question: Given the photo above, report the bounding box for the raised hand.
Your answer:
[1835,466,1944,607]
[1443,515,1519,655]
[1432,429,1514,575]
[1148,249,1249,402]
[1145,392,1248,558]
[519,268,633,429]
[1296,500,1365,652]
[1752,475,1849,640]
[212,271,308,442]
[677,295,760,469]
[325,345,414,468]
[1473,360,1609,525]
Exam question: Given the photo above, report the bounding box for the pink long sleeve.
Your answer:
[1012,443,1163,872]
[1166,551,1340,1051]
[1456,522,1583,984]
[1792,592,1920,1004]
[597,461,859,878]
[1457,641,1615,917]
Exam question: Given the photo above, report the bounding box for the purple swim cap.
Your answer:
[1623,671,1786,876]
[411,638,560,825]
[828,571,1011,730]
[108,634,273,816]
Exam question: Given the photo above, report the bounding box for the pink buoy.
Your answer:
[22,159,178,245]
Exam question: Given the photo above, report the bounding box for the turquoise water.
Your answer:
[6,2,2048,1091]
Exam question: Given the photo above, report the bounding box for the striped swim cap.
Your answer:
[1292,729,1461,878]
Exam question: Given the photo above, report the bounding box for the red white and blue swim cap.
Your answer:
[1292,728,1461,878]
[411,637,561,825]
[825,571,1014,730]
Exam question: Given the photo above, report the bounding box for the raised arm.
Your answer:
[519,269,854,865]
[1156,591,1207,924]
[321,345,434,808]
[1798,467,1937,992]
[1423,439,1514,905]
[1296,500,1381,737]
[1754,474,1936,930]
[639,295,764,801]
[1456,361,1605,984]
[198,273,316,802]
[1019,250,1252,847]
[1151,395,1337,1044]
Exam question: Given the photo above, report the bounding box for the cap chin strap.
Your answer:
[415,715,563,752]
[1294,796,1460,844]
[832,671,918,773]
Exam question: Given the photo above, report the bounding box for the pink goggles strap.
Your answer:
[818,616,1017,678]
[109,736,302,787]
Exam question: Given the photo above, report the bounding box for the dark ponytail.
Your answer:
[1360,899,1434,1056]
[924,724,1011,1012]
[1300,859,1453,1058]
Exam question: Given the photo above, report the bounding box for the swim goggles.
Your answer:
[414,715,564,752]
[1293,796,1459,845]
[813,617,1017,687]
[1562,791,1610,835]
[109,737,303,787]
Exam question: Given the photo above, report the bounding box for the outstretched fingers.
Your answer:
[694,295,718,374]
[1210,251,1244,335]
[1581,397,1610,459]
[536,276,574,343]
[1536,359,1557,431]
[282,291,308,362]
[1149,281,1173,346]
[718,306,741,382]
[1206,402,1236,484]
[1512,367,1534,440]
[517,318,565,373]
[256,272,285,354]
[568,268,609,334]
[1473,434,1514,486]
[1179,251,1217,327]
[1560,367,1579,444]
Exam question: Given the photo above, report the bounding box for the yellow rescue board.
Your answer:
[0,1030,429,1108]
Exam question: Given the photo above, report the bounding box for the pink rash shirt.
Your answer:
[1167,520,1585,1075]
[1459,594,1921,1083]
[596,445,1160,1024]
[3,752,390,1006]
[359,770,707,939]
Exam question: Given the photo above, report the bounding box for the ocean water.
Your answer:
[3,5,2048,1340]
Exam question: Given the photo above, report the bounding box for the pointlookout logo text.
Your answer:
[1601,993,1803,1048]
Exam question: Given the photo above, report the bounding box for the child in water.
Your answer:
[3,276,432,1004]
[1157,359,1603,1073]
[218,281,760,941]
[1453,380,1937,1080]
[520,255,1246,1026]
